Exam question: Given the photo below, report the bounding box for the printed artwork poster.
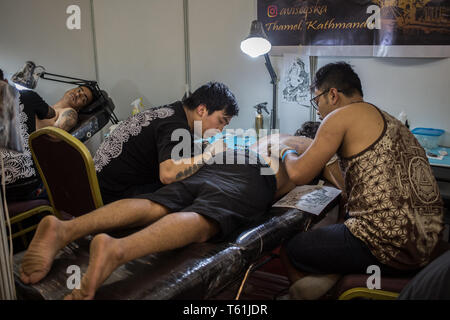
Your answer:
[281,54,311,106]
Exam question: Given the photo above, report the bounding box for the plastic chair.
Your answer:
[29,127,103,218]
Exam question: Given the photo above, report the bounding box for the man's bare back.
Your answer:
[250,134,314,199]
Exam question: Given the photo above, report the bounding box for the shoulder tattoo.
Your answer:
[58,108,78,130]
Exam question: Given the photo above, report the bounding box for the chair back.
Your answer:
[7,199,54,249]
[29,127,103,217]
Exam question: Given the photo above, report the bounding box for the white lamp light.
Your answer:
[240,20,278,130]
[240,20,272,58]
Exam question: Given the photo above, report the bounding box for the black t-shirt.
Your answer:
[93,101,193,203]
[1,90,52,201]
[20,90,51,133]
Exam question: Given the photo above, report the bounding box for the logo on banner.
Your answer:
[267,5,278,17]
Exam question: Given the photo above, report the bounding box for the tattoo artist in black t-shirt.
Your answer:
[0,68,94,202]
[93,82,239,204]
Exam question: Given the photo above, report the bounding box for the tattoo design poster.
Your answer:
[281,54,311,106]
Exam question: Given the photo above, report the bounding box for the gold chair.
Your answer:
[334,274,411,300]
[332,240,450,300]
[8,199,54,248]
[29,127,103,219]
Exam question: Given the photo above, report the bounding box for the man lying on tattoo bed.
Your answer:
[19,134,340,300]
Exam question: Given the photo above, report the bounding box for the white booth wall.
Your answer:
[0,0,98,149]
[0,0,449,152]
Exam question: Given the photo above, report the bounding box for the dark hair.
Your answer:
[0,69,4,81]
[183,82,239,117]
[294,121,320,138]
[80,83,101,103]
[311,62,363,97]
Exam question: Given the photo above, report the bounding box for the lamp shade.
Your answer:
[240,20,272,58]
[11,61,43,89]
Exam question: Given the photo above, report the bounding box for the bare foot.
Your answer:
[20,215,67,284]
[64,234,124,300]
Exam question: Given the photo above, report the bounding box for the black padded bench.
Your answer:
[13,194,339,300]
[12,208,316,300]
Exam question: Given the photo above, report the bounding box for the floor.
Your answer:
[211,265,290,300]
[211,205,342,300]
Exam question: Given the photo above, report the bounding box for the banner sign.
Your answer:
[257,0,450,57]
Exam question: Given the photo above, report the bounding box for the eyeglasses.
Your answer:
[310,88,342,110]
[310,89,330,111]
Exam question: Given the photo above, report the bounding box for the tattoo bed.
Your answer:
[12,199,339,300]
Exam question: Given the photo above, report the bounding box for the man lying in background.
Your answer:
[0,68,95,202]
[19,133,338,300]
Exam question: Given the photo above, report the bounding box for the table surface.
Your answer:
[428,147,450,168]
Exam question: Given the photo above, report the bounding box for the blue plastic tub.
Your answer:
[411,127,445,149]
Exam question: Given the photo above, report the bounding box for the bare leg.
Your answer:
[20,199,168,284]
[65,211,219,300]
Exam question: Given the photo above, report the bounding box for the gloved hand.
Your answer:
[204,139,227,158]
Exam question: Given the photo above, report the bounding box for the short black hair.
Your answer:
[311,62,363,97]
[294,121,321,139]
[80,83,101,102]
[183,82,239,117]
[0,69,4,81]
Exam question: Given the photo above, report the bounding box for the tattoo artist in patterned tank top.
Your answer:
[276,62,445,300]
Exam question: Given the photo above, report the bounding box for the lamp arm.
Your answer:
[263,54,277,84]
[40,72,96,86]
[263,54,277,130]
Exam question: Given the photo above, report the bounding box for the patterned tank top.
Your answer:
[339,105,444,270]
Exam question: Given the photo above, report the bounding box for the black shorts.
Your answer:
[134,161,277,241]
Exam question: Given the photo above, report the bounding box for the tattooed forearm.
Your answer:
[174,163,204,181]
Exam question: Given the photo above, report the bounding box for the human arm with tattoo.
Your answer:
[159,139,226,184]
[54,107,78,131]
